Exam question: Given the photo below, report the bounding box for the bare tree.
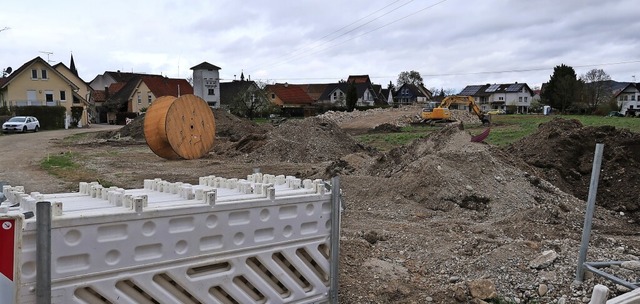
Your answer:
[580,68,612,113]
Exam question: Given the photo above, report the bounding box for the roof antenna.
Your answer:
[39,51,54,63]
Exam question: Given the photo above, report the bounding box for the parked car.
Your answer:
[2,116,40,133]
[607,111,624,117]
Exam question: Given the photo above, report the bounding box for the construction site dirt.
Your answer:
[1,107,639,303]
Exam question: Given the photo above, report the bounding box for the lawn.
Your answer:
[355,114,640,151]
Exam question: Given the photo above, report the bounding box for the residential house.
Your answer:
[317,83,347,106]
[459,82,534,113]
[317,75,380,107]
[613,83,640,115]
[219,77,264,115]
[265,83,315,116]
[191,62,221,108]
[103,75,192,124]
[394,83,433,105]
[380,88,393,105]
[90,70,149,123]
[0,56,91,126]
[53,54,93,126]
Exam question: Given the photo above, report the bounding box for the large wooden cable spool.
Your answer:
[144,94,216,160]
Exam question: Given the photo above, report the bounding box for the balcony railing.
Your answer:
[6,100,62,107]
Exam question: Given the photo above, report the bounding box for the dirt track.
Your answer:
[0,124,120,193]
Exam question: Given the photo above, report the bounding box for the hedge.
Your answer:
[14,106,66,130]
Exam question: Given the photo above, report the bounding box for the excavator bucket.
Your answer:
[470,128,491,143]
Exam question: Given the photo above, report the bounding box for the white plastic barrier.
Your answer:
[590,284,640,304]
[0,173,339,304]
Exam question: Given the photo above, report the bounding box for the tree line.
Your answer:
[541,65,617,114]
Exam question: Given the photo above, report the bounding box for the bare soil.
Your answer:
[3,108,640,303]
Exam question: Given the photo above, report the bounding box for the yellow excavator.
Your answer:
[419,95,491,126]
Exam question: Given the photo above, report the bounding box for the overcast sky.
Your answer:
[1,0,639,92]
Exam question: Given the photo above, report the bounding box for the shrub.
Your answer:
[71,106,83,127]
[14,106,66,130]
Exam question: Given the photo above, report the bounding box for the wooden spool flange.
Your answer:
[143,94,216,160]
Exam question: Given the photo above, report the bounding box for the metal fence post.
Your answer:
[329,176,341,304]
[36,201,52,304]
[575,143,604,284]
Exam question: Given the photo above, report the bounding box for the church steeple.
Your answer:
[240,70,245,81]
[70,53,78,76]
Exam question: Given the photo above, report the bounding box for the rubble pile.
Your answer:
[224,116,369,163]
[329,125,637,303]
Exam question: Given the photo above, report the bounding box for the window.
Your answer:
[498,97,504,101]
[137,93,141,104]
[208,88,215,95]
[620,96,624,101]
[60,90,66,101]
[632,95,636,101]
[271,93,275,99]
[524,97,528,102]
[148,93,152,104]
[31,69,38,79]
[41,69,48,79]
[45,91,54,103]
[519,97,523,103]
[624,95,629,101]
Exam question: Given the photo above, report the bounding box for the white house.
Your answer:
[459,82,534,113]
[614,83,640,115]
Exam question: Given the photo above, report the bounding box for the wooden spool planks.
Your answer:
[144,94,216,160]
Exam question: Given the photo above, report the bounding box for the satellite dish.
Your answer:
[5,67,12,74]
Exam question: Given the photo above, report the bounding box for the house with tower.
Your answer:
[191,62,221,108]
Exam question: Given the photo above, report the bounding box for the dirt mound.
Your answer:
[506,117,640,220]
[329,125,615,302]
[368,123,402,133]
[212,109,270,140]
[352,125,581,222]
[223,116,369,163]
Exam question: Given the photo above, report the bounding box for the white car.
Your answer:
[2,116,40,133]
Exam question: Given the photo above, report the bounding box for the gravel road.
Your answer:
[0,124,121,193]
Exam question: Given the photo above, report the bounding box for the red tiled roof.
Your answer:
[266,84,314,105]
[347,75,371,84]
[108,82,126,94]
[93,90,106,102]
[141,76,193,97]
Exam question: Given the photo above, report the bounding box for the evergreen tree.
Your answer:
[346,82,358,112]
[542,64,581,113]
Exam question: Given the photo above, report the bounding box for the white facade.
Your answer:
[357,88,375,106]
[616,85,640,115]
[191,62,221,108]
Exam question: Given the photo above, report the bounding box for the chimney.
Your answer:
[284,82,288,87]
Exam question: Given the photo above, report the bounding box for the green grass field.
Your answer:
[355,115,640,151]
